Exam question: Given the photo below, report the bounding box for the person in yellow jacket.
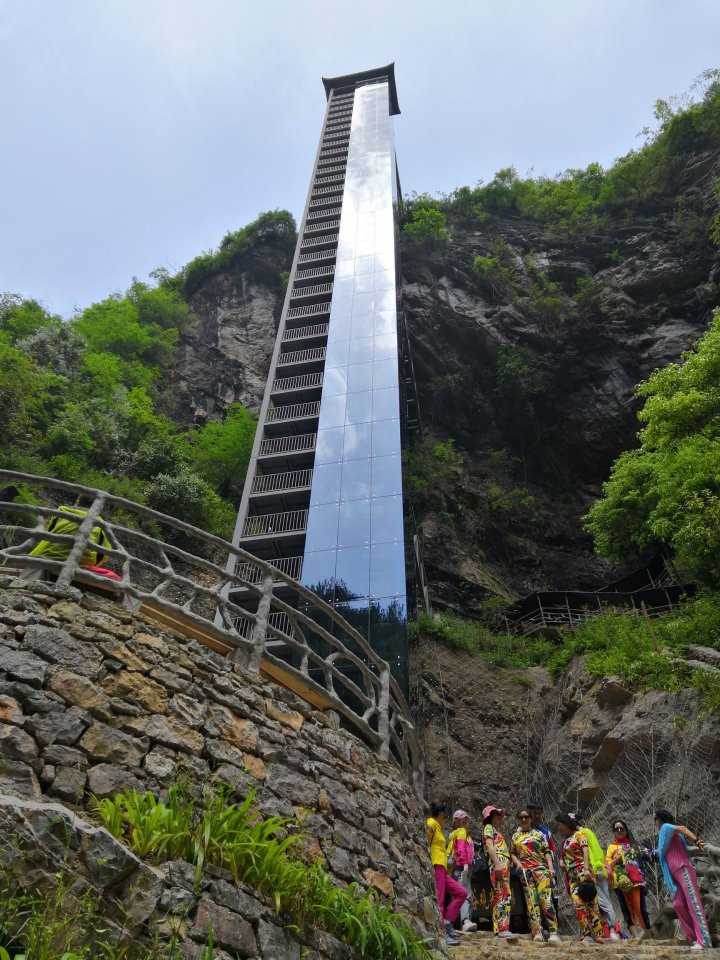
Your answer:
[426,801,470,947]
[29,493,111,569]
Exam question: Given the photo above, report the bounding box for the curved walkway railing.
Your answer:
[0,470,424,798]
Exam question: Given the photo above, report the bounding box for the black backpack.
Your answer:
[471,845,489,878]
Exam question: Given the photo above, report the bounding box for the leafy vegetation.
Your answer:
[0,210,293,539]
[585,308,720,587]
[172,210,296,295]
[401,205,448,242]
[92,783,431,960]
[415,594,720,712]
[406,437,462,513]
[411,609,556,669]
[403,70,720,236]
[472,237,517,298]
[0,874,213,960]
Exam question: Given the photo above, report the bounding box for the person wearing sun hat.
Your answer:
[447,810,478,934]
[482,804,518,941]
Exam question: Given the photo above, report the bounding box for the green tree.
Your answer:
[144,468,235,539]
[402,208,449,242]
[586,309,720,584]
[185,403,257,498]
[16,321,86,377]
[0,343,61,443]
[0,295,59,344]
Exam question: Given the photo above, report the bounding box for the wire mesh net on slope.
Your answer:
[413,632,720,933]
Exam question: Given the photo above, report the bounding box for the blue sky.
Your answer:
[2,0,719,317]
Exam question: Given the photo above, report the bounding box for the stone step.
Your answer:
[448,931,713,959]
[688,644,720,669]
[671,657,720,676]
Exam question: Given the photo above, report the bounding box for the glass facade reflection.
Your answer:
[302,79,409,689]
[231,65,410,693]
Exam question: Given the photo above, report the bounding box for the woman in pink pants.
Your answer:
[655,809,712,950]
[426,801,470,946]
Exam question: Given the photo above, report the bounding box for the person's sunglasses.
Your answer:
[519,814,531,820]
[613,825,625,832]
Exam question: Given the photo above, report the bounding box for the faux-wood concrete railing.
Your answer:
[0,470,424,799]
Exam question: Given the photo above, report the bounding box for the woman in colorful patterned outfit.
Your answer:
[511,809,560,943]
[655,809,712,950]
[605,818,651,936]
[482,805,518,941]
[556,813,605,944]
[425,801,469,947]
[447,810,478,934]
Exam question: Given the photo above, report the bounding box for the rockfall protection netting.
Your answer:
[412,634,720,936]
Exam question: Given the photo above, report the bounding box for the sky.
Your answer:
[2,0,719,318]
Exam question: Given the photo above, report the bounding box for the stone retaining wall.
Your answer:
[0,578,438,956]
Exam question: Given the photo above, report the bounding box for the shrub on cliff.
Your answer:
[177,209,297,294]
[586,308,720,587]
[402,207,448,243]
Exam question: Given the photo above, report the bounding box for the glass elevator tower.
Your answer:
[231,64,416,692]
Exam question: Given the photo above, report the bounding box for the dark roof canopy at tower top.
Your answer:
[322,63,400,116]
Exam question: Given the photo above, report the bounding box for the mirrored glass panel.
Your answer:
[315,426,344,464]
[341,457,372,500]
[343,421,371,460]
[371,494,404,543]
[345,390,372,425]
[338,498,371,548]
[319,393,346,429]
[371,455,402,498]
[310,461,342,506]
[372,418,401,458]
[335,545,370,600]
[369,542,406,598]
[305,502,339,552]
[301,550,337,600]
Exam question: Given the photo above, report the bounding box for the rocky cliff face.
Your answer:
[159,247,288,425]
[161,154,720,608]
[402,160,720,605]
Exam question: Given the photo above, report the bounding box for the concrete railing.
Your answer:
[0,470,424,798]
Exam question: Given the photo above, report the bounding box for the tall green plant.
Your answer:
[92,785,431,959]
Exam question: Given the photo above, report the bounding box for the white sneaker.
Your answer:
[548,934,561,944]
[690,945,704,951]
[461,919,477,933]
[497,930,518,941]
[610,931,621,941]
[533,933,544,942]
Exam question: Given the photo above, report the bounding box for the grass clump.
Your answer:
[416,594,720,712]
[93,783,431,960]
[0,874,206,960]
[412,609,555,669]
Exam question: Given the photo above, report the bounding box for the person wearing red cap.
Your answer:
[426,801,470,947]
[447,810,478,934]
[482,805,518,941]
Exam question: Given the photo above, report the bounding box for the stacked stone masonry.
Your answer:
[0,578,439,958]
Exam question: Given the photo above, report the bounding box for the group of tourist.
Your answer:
[426,801,713,950]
